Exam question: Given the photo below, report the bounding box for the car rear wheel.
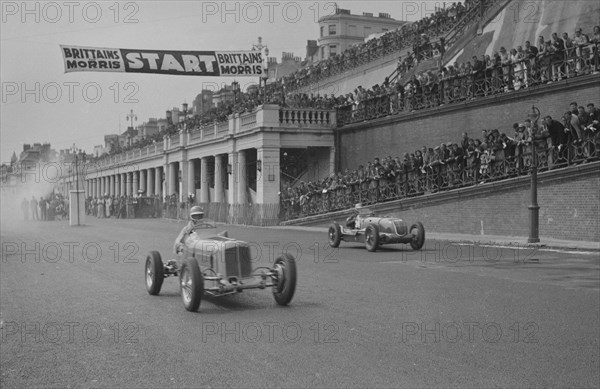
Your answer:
[328,223,342,248]
[365,224,380,252]
[272,254,297,306]
[410,222,426,250]
[180,259,204,312]
[145,251,164,295]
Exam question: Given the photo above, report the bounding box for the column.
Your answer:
[257,147,281,204]
[126,172,132,196]
[114,174,120,197]
[329,146,336,175]
[168,163,177,197]
[108,175,113,196]
[200,157,209,203]
[132,171,139,195]
[162,164,168,200]
[214,155,224,203]
[187,159,196,201]
[100,176,105,196]
[227,152,238,204]
[155,167,162,198]
[147,168,154,196]
[237,150,247,204]
[120,173,126,197]
[179,161,186,202]
[139,169,146,195]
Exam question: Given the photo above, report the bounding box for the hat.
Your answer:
[575,27,582,32]
[518,123,525,128]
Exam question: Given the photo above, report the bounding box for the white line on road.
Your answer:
[451,243,600,256]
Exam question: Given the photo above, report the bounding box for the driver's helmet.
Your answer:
[189,206,204,225]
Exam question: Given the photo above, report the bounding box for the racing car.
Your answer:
[145,219,296,312]
[328,207,425,252]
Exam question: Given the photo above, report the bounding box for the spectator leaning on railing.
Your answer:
[281,98,600,220]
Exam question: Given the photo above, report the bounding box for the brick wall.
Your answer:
[337,75,600,171]
[289,162,600,242]
[389,165,600,241]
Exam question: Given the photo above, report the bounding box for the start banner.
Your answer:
[60,45,265,77]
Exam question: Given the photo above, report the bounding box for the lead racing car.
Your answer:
[328,207,425,252]
[145,218,296,312]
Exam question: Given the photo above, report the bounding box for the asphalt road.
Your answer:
[1,217,599,388]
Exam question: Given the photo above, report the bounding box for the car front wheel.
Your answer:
[365,224,380,252]
[272,254,297,306]
[145,251,164,295]
[180,259,204,312]
[328,223,342,248]
[410,222,426,250]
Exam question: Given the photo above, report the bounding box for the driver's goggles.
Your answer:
[191,214,204,220]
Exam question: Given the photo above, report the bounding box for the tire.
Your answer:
[328,223,342,248]
[410,222,426,250]
[365,224,380,252]
[145,251,164,295]
[180,259,204,312]
[272,254,297,306]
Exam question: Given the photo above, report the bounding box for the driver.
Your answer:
[355,211,364,230]
[346,209,359,229]
[346,204,365,229]
[173,206,205,254]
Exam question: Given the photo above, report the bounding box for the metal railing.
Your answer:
[280,138,600,221]
[337,46,600,126]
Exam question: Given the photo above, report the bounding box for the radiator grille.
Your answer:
[224,245,253,278]
[393,220,407,235]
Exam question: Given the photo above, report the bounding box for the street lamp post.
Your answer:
[232,81,239,107]
[180,102,189,130]
[126,109,137,129]
[252,36,269,104]
[75,152,80,226]
[71,146,86,226]
[528,105,541,243]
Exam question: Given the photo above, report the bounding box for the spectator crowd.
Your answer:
[337,25,600,125]
[20,193,68,221]
[280,100,600,219]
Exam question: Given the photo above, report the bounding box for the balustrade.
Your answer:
[279,108,332,126]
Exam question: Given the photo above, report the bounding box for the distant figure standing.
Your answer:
[39,197,47,221]
[97,197,105,218]
[105,196,112,218]
[21,198,29,220]
[30,196,39,220]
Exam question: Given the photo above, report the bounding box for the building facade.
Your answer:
[317,8,406,61]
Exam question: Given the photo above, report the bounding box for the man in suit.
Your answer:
[543,115,569,167]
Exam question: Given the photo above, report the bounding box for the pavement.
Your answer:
[2,217,599,388]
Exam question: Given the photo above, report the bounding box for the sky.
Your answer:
[1,0,446,161]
